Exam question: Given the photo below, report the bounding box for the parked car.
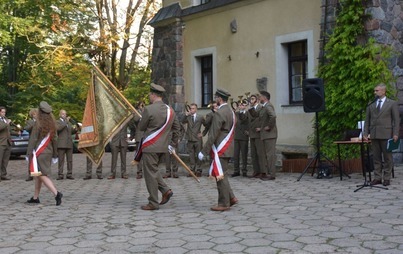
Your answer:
[10,130,30,158]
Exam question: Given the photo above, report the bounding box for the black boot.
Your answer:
[55,191,63,206]
[27,197,40,204]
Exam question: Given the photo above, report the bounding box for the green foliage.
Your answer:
[0,1,153,127]
[122,67,151,107]
[318,0,395,159]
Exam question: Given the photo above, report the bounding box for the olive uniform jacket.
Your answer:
[27,123,58,175]
[110,126,128,147]
[202,103,234,158]
[138,101,180,153]
[27,124,58,158]
[0,119,11,146]
[180,113,205,142]
[247,105,262,139]
[133,113,144,143]
[56,119,74,149]
[234,111,249,141]
[202,111,214,136]
[24,119,35,134]
[364,98,400,139]
[259,102,278,140]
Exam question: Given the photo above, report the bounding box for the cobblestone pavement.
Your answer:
[0,152,402,253]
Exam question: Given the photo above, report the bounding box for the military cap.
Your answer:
[215,88,231,99]
[39,101,52,114]
[150,83,165,94]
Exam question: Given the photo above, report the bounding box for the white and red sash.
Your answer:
[134,105,173,162]
[29,133,51,176]
[209,110,236,181]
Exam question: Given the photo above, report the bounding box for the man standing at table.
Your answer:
[364,83,400,186]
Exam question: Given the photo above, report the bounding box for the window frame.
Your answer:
[288,40,307,105]
[200,55,213,107]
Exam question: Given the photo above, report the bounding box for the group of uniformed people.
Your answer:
[0,83,278,212]
[133,84,278,211]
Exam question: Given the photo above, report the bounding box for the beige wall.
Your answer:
[180,0,321,149]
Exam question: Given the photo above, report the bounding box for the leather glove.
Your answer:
[168,145,175,154]
[198,152,204,161]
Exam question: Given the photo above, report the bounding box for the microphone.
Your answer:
[367,95,379,106]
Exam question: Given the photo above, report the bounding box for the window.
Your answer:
[288,41,307,104]
[201,55,213,107]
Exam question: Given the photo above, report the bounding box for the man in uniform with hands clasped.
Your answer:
[364,83,400,187]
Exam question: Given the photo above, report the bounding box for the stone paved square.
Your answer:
[0,153,402,253]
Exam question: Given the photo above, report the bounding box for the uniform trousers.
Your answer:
[165,153,178,174]
[86,157,102,177]
[262,138,277,177]
[57,148,73,177]
[187,140,202,173]
[142,152,170,208]
[250,138,263,174]
[135,141,143,175]
[371,139,393,181]
[110,145,127,177]
[0,145,10,177]
[216,158,235,207]
[233,139,248,174]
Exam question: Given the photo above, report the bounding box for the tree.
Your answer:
[0,0,156,125]
[0,0,97,123]
[93,0,158,90]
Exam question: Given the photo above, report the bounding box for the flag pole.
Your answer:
[170,150,200,183]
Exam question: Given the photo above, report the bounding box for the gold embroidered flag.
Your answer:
[78,65,136,165]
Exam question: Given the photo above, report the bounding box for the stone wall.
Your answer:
[151,21,185,113]
[366,0,403,103]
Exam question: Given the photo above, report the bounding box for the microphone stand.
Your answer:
[354,96,388,192]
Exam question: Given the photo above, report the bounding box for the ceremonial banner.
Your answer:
[78,65,137,165]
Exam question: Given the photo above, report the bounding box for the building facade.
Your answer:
[149,0,403,165]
